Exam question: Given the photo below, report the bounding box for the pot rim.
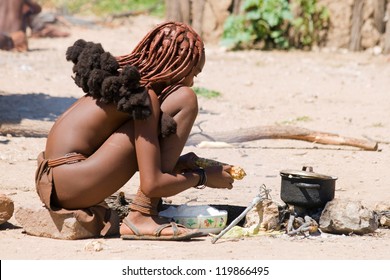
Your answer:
[280,168,337,180]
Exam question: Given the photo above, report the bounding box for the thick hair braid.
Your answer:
[65,39,151,120]
[116,21,205,99]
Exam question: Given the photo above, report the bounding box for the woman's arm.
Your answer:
[134,90,201,197]
[135,89,234,198]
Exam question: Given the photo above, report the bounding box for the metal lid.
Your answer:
[280,166,337,180]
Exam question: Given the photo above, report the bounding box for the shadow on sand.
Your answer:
[0,92,77,124]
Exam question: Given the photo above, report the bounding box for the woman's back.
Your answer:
[45,96,130,159]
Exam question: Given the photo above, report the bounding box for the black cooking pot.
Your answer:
[280,166,337,209]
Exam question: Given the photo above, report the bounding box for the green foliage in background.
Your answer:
[290,0,329,49]
[39,0,164,17]
[222,0,329,50]
[193,87,221,99]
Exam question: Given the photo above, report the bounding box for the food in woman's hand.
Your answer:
[228,166,247,180]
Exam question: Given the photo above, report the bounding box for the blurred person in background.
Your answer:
[0,0,69,52]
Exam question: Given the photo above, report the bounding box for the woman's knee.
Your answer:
[163,87,198,122]
[181,93,198,120]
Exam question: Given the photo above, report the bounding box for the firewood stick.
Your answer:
[188,125,378,151]
[0,121,379,151]
[0,120,52,137]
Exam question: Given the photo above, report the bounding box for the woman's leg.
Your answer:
[52,120,138,209]
[120,88,199,238]
[160,87,199,171]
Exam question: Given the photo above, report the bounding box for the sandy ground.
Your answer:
[1,15,390,261]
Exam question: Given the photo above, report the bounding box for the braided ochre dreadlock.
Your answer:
[116,21,205,101]
[65,22,204,137]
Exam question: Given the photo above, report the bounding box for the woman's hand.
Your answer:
[174,152,199,172]
[176,152,237,189]
[203,165,234,190]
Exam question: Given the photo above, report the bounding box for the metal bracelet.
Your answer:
[193,168,207,189]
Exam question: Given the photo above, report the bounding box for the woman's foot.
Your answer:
[120,210,202,240]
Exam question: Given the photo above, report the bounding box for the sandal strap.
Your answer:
[154,222,179,237]
[123,218,192,238]
[122,217,141,236]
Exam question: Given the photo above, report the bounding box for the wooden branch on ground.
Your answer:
[187,125,379,151]
[0,120,52,138]
[0,120,379,151]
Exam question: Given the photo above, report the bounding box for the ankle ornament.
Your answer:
[129,188,160,216]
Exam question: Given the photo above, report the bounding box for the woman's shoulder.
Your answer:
[172,86,198,103]
[159,85,197,103]
[175,86,196,94]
